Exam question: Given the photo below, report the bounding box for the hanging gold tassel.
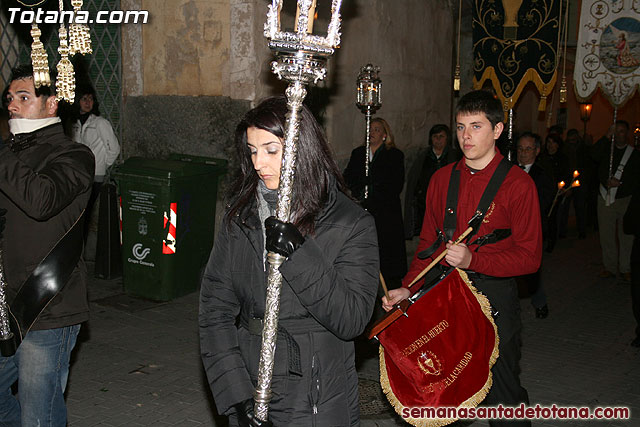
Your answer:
[559,0,569,104]
[69,0,92,55]
[30,24,51,88]
[454,0,462,92]
[56,0,75,103]
[559,76,567,103]
[538,94,547,111]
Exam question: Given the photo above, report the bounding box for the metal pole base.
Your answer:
[0,334,17,357]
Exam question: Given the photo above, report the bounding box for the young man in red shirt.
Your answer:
[384,90,542,426]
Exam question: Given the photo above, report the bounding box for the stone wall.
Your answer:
[120,0,455,184]
[122,95,249,160]
[326,1,455,170]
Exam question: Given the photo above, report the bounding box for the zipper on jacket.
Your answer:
[311,353,320,419]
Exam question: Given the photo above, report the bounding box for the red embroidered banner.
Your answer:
[378,269,499,427]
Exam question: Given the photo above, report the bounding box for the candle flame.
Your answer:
[573,170,579,178]
[558,181,565,189]
[572,180,580,188]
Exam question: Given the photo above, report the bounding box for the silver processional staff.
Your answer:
[256,0,344,421]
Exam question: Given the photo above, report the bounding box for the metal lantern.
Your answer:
[579,102,593,138]
[356,63,382,112]
[355,63,382,200]
[256,0,343,422]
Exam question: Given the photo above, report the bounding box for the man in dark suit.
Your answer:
[517,132,555,318]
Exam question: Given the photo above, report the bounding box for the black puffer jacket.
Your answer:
[0,123,94,330]
[199,184,379,426]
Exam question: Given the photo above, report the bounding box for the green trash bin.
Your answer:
[113,156,227,301]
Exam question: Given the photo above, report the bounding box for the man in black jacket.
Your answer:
[517,132,555,318]
[0,65,94,426]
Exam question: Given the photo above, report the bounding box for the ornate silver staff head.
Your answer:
[355,63,382,200]
[265,0,342,85]
[254,1,344,422]
[356,63,382,114]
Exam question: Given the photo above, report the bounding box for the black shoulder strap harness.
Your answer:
[7,212,85,347]
[418,158,513,260]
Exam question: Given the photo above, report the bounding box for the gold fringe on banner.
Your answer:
[473,67,558,113]
[30,24,51,88]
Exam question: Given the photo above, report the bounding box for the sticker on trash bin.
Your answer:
[138,217,148,235]
[127,190,157,215]
[127,243,155,267]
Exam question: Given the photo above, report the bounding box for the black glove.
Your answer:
[0,208,6,240]
[265,216,304,257]
[234,399,273,427]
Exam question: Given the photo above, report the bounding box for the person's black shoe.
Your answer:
[535,305,549,319]
[631,337,640,348]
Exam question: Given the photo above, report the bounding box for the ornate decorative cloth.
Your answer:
[574,0,640,108]
[472,0,561,111]
[378,269,499,427]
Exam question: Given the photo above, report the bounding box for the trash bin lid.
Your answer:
[113,157,220,180]
[168,153,228,175]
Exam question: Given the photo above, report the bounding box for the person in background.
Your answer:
[517,132,554,319]
[589,120,639,281]
[539,132,569,251]
[559,129,588,239]
[623,181,640,347]
[344,117,406,287]
[199,96,379,426]
[71,84,120,239]
[404,124,461,238]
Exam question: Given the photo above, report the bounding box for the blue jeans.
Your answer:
[0,324,81,427]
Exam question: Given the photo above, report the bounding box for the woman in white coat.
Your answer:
[72,85,120,237]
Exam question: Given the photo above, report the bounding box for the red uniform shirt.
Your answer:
[403,151,543,286]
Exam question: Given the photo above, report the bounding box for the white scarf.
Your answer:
[8,117,61,135]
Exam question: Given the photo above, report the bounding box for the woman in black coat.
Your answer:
[343,118,407,286]
[199,97,379,427]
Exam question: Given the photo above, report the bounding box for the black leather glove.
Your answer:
[265,216,304,257]
[0,208,6,240]
[234,399,273,427]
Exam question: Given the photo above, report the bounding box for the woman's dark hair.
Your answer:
[75,84,100,116]
[545,132,563,152]
[225,96,347,235]
[428,124,451,145]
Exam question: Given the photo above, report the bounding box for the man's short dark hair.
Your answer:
[10,64,54,98]
[455,90,504,128]
[518,131,541,149]
[548,124,564,136]
[616,120,630,131]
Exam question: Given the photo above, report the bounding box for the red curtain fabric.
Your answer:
[379,269,498,425]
